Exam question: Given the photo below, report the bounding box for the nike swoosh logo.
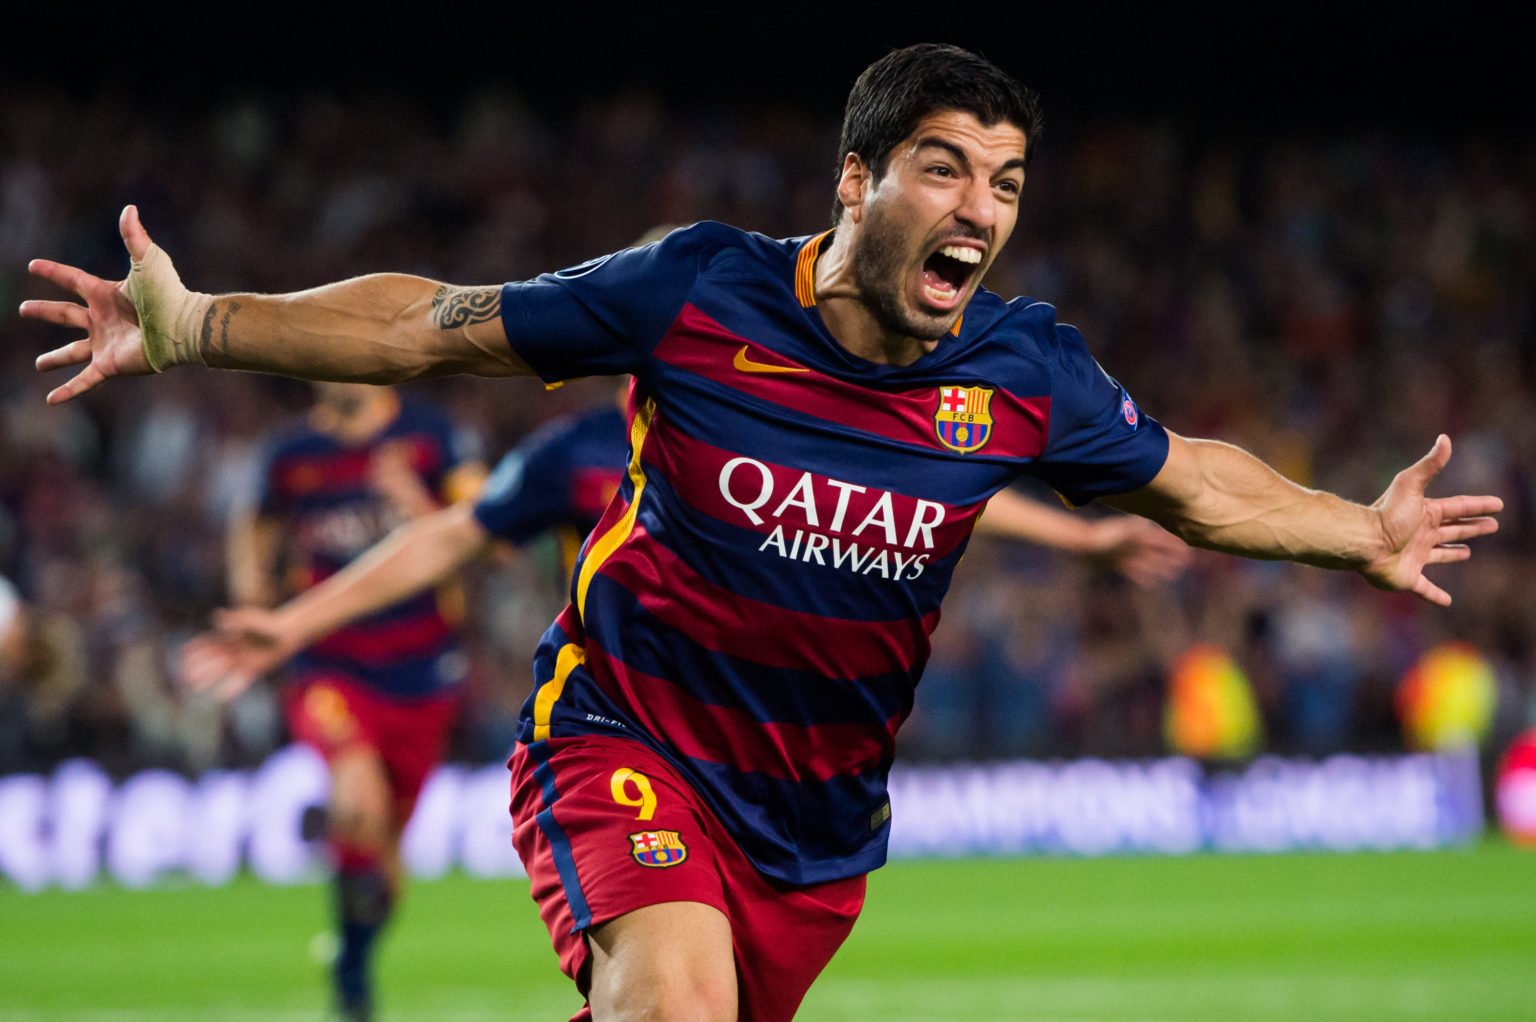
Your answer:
[733,345,809,374]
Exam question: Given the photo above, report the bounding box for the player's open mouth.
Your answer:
[920,244,983,309]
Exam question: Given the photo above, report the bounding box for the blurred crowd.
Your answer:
[0,88,1531,777]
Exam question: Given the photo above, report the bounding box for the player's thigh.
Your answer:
[509,737,733,994]
[586,900,737,1022]
[329,745,393,844]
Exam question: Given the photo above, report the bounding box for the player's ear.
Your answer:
[837,153,870,223]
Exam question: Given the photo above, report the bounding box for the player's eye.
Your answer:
[927,164,957,178]
[995,178,1022,196]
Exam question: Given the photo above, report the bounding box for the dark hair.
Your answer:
[832,44,1043,221]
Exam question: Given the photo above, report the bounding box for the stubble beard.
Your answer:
[852,206,951,343]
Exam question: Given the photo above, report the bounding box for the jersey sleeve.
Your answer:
[471,424,576,546]
[498,224,717,383]
[1031,323,1169,506]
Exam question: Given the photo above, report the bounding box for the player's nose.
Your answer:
[953,178,998,231]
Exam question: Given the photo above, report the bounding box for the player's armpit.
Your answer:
[1100,431,1206,527]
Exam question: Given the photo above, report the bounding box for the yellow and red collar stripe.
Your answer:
[794,230,831,307]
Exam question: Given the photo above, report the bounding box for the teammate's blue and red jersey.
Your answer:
[255,400,469,699]
[472,405,627,580]
[499,223,1169,884]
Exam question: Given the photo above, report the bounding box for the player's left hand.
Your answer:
[22,205,205,404]
[180,608,301,701]
[1360,435,1503,606]
[1086,516,1192,587]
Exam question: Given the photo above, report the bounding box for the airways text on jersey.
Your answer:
[721,457,943,580]
[641,409,981,597]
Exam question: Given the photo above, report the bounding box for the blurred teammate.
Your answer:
[24,43,1500,1022]
[232,381,478,1021]
[186,391,627,696]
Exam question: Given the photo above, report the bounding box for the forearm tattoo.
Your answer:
[432,286,501,329]
[218,300,241,359]
[195,304,217,364]
[194,299,242,365]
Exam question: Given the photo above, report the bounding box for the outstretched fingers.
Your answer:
[46,366,106,406]
[27,258,102,300]
[213,671,261,702]
[1412,574,1452,607]
[35,338,93,373]
[180,635,235,693]
[1436,516,1500,544]
[1433,495,1504,520]
[19,299,89,331]
[1427,544,1472,565]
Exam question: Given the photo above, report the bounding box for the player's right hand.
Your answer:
[22,205,204,404]
[1086,516,1192,588]
[180,607,301,701]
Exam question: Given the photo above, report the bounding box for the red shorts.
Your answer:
[509,735,866,1022]
[285,672,459,817]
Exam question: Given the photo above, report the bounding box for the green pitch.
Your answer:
[3,843,1532,1021]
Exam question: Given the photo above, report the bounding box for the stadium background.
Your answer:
[1,9,1533,1020]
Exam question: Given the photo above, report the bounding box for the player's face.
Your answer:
[313,381,376,418]
[850,110,1027,340]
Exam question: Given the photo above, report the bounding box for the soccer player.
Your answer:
[231,381,478,1021]
[23,43,1501,1022]
[183,392,629,697]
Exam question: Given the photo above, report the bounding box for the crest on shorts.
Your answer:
[304,684,357,745]
[628,830,688,868]
[934,386,994,453]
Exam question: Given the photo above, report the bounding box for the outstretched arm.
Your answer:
[227,510,285,608]
[976,489,1190,587]
[1105,432,1502,606]
[23,206,528,404]
[183,501,493,699]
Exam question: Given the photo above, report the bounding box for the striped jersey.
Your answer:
[499,223,1169,884]
[255,400,468,699]
[472,405,627,578]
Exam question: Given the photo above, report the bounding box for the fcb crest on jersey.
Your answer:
[629,830,688,868]
[934,385,995,454]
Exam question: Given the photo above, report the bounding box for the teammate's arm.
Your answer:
[227,510,286,608]
[184,502,494,698]
[975,489,1189,587]
[23,206,528,405]
[1104,431,1502,606]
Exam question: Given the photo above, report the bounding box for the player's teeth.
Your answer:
[940,245,982,264]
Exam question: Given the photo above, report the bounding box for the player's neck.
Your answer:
[813,232,939,368]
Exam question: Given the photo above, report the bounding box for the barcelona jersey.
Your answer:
[255,400,468,699]
[472,406,627,578]
[499,223,1169,884]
